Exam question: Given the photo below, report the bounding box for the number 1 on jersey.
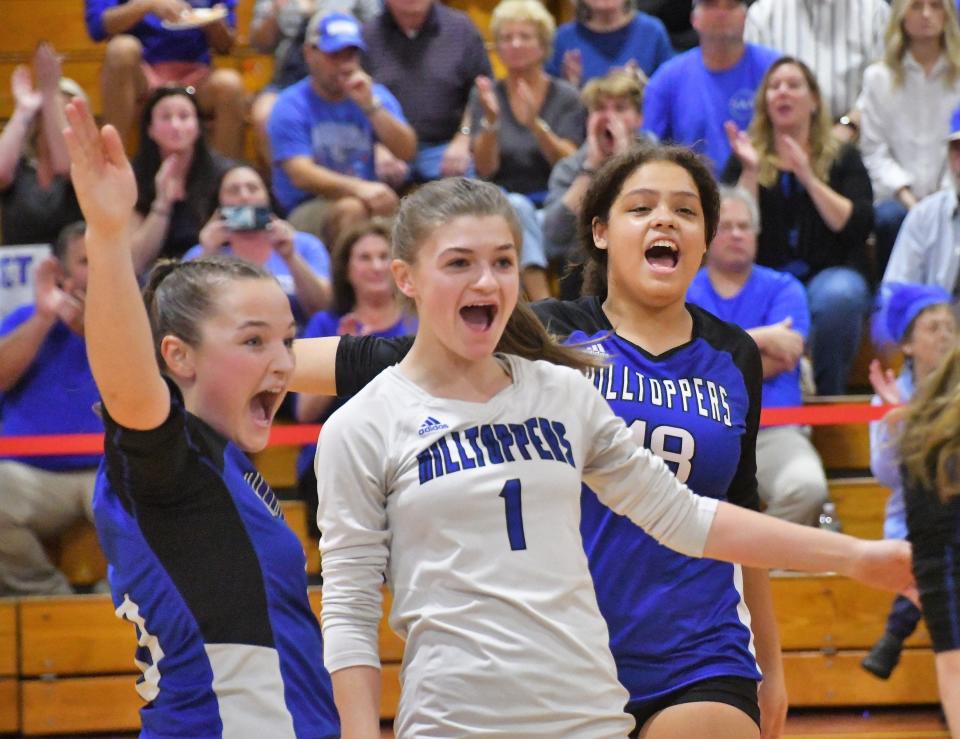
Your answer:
[499,478,527,551]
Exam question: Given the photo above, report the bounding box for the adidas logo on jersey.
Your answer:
[418,416,449,436]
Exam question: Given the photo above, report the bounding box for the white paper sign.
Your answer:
[0,244,52,321]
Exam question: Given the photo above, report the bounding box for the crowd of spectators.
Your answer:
[3,0,960,598]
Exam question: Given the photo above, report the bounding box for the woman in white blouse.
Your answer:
[858,0,960,275]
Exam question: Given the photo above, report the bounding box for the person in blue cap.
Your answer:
[267,10,416,248]
[863,282,957,679]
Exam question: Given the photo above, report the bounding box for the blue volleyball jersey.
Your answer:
[335,297,764,704]
[534,297,763,702]
[93,380,339,738]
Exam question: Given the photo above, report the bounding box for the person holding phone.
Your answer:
[185,164,333,326]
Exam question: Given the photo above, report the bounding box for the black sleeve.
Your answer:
[832,144,875,247]
[101,379,209,508]
[720,155,742,185]
[724,326,763,512]
[531,297,606,337]
[335,334,415,396]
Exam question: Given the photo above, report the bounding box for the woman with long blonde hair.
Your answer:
[859,0,960,275]
[899,345,960,737]
[723,56,874,395]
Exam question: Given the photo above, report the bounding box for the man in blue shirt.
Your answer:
[687,186,830,525]
[0,222,102,596]
[643,0,779,174]
[268,12,416,247]
[85,0,247,157]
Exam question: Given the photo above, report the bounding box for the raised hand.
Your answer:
[584,111,609,169]
[11,66,42,117]
[268,216,296,259]
[198,210,231,254]
[32,43,62,95]
[34,257,85,333]
[63,97,137,235]
[561,48,582,88]
[154,153,187,208]
[868,358,903,406]
[512,78,538,129]
[344,69,376,113]
[474,75,500,126]
[724,120,759,172]
[776,134,813,185]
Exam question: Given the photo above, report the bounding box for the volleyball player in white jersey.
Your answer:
[313,176,914,738]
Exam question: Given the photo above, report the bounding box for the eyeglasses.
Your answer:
[716,221,756,234]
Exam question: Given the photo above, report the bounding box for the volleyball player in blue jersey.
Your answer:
[292,146,898,737]
[64,99,339,737]
[306,175,912,739]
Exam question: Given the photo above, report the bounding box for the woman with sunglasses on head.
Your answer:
[129,86,234,275]
[723,57,874,396]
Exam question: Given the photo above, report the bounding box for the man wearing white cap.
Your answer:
[268,11,417,246]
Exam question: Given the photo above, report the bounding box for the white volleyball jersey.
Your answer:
[316,354,718,738]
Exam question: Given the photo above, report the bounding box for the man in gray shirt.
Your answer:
[882,108,960,300]
[362,0,492,184]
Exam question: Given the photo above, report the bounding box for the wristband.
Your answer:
[362,97,383,116]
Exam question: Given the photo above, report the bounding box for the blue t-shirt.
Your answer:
[295,310,416,480]
[546,13,673,85]
[643,44,780,174]
[687,265,809,409]
[94,380,339,737]
[85,0,237,65]
[0,305,102,471]
[183,231,331,326]
[268,78,407,213]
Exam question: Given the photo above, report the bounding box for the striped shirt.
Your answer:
[744,0,890,119]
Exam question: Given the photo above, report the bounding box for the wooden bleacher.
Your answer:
[0,472,938,735]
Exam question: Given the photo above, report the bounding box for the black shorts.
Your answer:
[906,484,960,653]
[626,676,760,737]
